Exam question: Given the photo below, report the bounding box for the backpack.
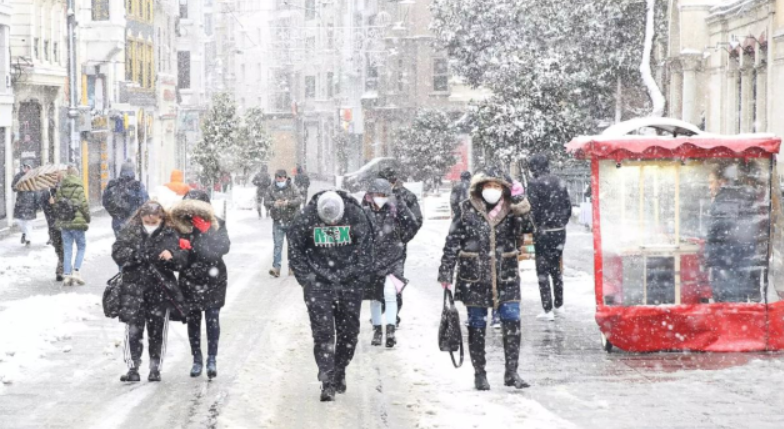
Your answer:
[54,187,79,222]
[103,180,133,218]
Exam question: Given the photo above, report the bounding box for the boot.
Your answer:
[269,267,280,278]
[72,270,85,286]
[20,233,25,245]
[206,355,217,379]
[385,324,396,348]
[120,360,141,382]
[334,368,347,394]
[190,353,203,377]
[320,381,336,402]
[502,321,530,389]
[468,327,490,391]
[148,359,161,382]
[371,325,383,346]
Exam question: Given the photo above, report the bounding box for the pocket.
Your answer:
[457,252,480,282]
[500,250,519,282]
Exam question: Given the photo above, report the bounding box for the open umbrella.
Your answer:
[12,164,68,192]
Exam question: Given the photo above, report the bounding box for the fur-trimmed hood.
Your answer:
[169,199,220,234]
[468,170,531,224]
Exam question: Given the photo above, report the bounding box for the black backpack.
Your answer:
[103,180,132,218]
[54,187,79,222]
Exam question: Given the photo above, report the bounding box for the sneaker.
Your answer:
[72,270,85,286]
[269,267,280,278]
[553,306,566,317]
[536,311,555,322]
[63,274,73,286]
[56,275,64,282]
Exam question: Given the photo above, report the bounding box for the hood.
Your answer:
[61,173,83,188]
[529,154,550,178]
[367,178,392,195]
[169,199,220,234]
[308,189,362,215]
[468,166,530,220]
[170,169,184,183]
[460,171,472,181]
[120,160,136,180]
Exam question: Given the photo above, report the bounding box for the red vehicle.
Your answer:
[566,118,784,353]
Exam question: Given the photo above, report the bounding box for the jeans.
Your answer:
[370,277,398,326]
[61,229,86,275]
[467,302,520,329]
[273,221,288,269]
[188,308,221,357]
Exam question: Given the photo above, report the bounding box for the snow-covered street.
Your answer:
[0,186,783,429]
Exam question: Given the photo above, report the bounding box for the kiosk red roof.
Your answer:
[566,135,781,160]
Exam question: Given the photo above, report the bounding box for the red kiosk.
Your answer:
[566,118,784,352]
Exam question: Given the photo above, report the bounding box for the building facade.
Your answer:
[1,0,13,226]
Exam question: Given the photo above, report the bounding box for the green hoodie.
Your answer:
[55,174,91,231]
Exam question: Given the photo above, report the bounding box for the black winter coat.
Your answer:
[527,172,572,231]
[438,176,531,309]
[361,196,419,301]
[170,200,231,310]
[252,172,272,197]
[287,190,374,292]
[393,183,423,234]
[12,172,39,221]
[450,179,470,219]
[112,223,188,324]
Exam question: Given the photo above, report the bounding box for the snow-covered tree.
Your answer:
[233,107,273,182]
[193,93,237,188]
[392,109,458,186]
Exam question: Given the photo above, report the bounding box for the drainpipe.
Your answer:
[67,0,80,165]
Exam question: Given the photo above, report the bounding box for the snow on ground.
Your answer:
[0,293,100,387]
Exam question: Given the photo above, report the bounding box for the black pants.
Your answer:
[304,288,362,382]
[49,227,64,277]
[188,308,221,357]
[534,230,566,312]
[125,291,169,369]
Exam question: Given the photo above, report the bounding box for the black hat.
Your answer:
[275,169,288,178]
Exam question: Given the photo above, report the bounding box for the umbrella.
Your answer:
[12,164,68,192]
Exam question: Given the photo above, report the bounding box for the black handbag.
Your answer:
[103,272,122,318]
[438,289,464,368]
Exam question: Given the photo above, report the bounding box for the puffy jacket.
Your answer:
[111,221,188,323]
[103,175,149,221]
[263,179,302,224]
[438,171,532,309]
[55,174,91,231]
[170,199,231,310]
[252,172,272,197]
[12,171,40,221]
[287,190,374,292]
[527,154,571,231]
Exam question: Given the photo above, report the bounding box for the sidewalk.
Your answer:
[0,206,107,240]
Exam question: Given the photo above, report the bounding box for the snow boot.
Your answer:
[371,325,383,346]
[385,324,396,348]
[72,270,85,286]
[334,368,347,394]
[320,382,336,402]
[502,321,530,389]
[468,327,490,391]
[206,355,217,379]
[20,233,25,244]
[148,359,162,382]
[269,267,280,278]
[120,361,141,382]
[190,353,203,377]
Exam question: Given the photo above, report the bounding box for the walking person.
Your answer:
[450,171,472,219]
[171,190,231,379]
[294,165,311,209]
[41,185,65,282]
[362,179,419,348]
[438,167,532,391]
[527,154,572,321]
[378,166,423,327]
[287,190,374,401]
[264,169,301,277]
[55,165,91,286]
[112,201,188,383]
[252,165,272,219]
[12,163,38,246]
[103,160,149,237]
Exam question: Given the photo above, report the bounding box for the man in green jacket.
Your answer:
[55,165,91,286]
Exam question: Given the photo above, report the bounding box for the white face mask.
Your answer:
[373,197,389,208]
[144,224,161,235]
[276,181,286,188]
[482,188,503,205]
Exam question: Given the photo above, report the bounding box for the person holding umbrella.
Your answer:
[11,163,38,246]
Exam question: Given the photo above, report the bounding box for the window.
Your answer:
[126,39,134,81]
[34,38,39,59]
[271,70,292,112]
[306,36,315,54]
[326,72,334,98]
[179,0,188,19]
[433,58,449,92]
[204,14,213,36]
[326,24,334,50]
[305,0,316,20]
[305,76,315,98]
[92,0,110,20]
[178,51,191,88]
[397,58,404,92]
[43,40,49,61]
[137,42,144,86]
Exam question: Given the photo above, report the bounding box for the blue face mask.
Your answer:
[276,181,286,188]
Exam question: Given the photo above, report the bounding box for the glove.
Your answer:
[179,238,192,250]
[511,180,524,197]
[192,216,211,233]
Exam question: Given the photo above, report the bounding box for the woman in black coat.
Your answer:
[438,167,532,391]
[171,190,230,379]
[362,179,419,348]
[112,201,188,383]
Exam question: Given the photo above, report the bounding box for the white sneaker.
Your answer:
[553,307,566,317]
[63,275,73,286]
[72,271,85,286]
[536,311,555,322]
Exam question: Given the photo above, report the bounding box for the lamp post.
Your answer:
[67,0,80,165]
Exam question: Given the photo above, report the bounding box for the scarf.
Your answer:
[488,197,505,221]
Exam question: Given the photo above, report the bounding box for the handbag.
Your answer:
[103,272,123,318]
[438,289,464,368]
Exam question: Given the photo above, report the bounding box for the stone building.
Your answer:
[1,0,12,226]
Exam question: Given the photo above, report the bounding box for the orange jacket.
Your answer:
[165,170,192,196]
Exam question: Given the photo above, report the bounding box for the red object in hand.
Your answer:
[179,238,192,250]
[192,216,211,233]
